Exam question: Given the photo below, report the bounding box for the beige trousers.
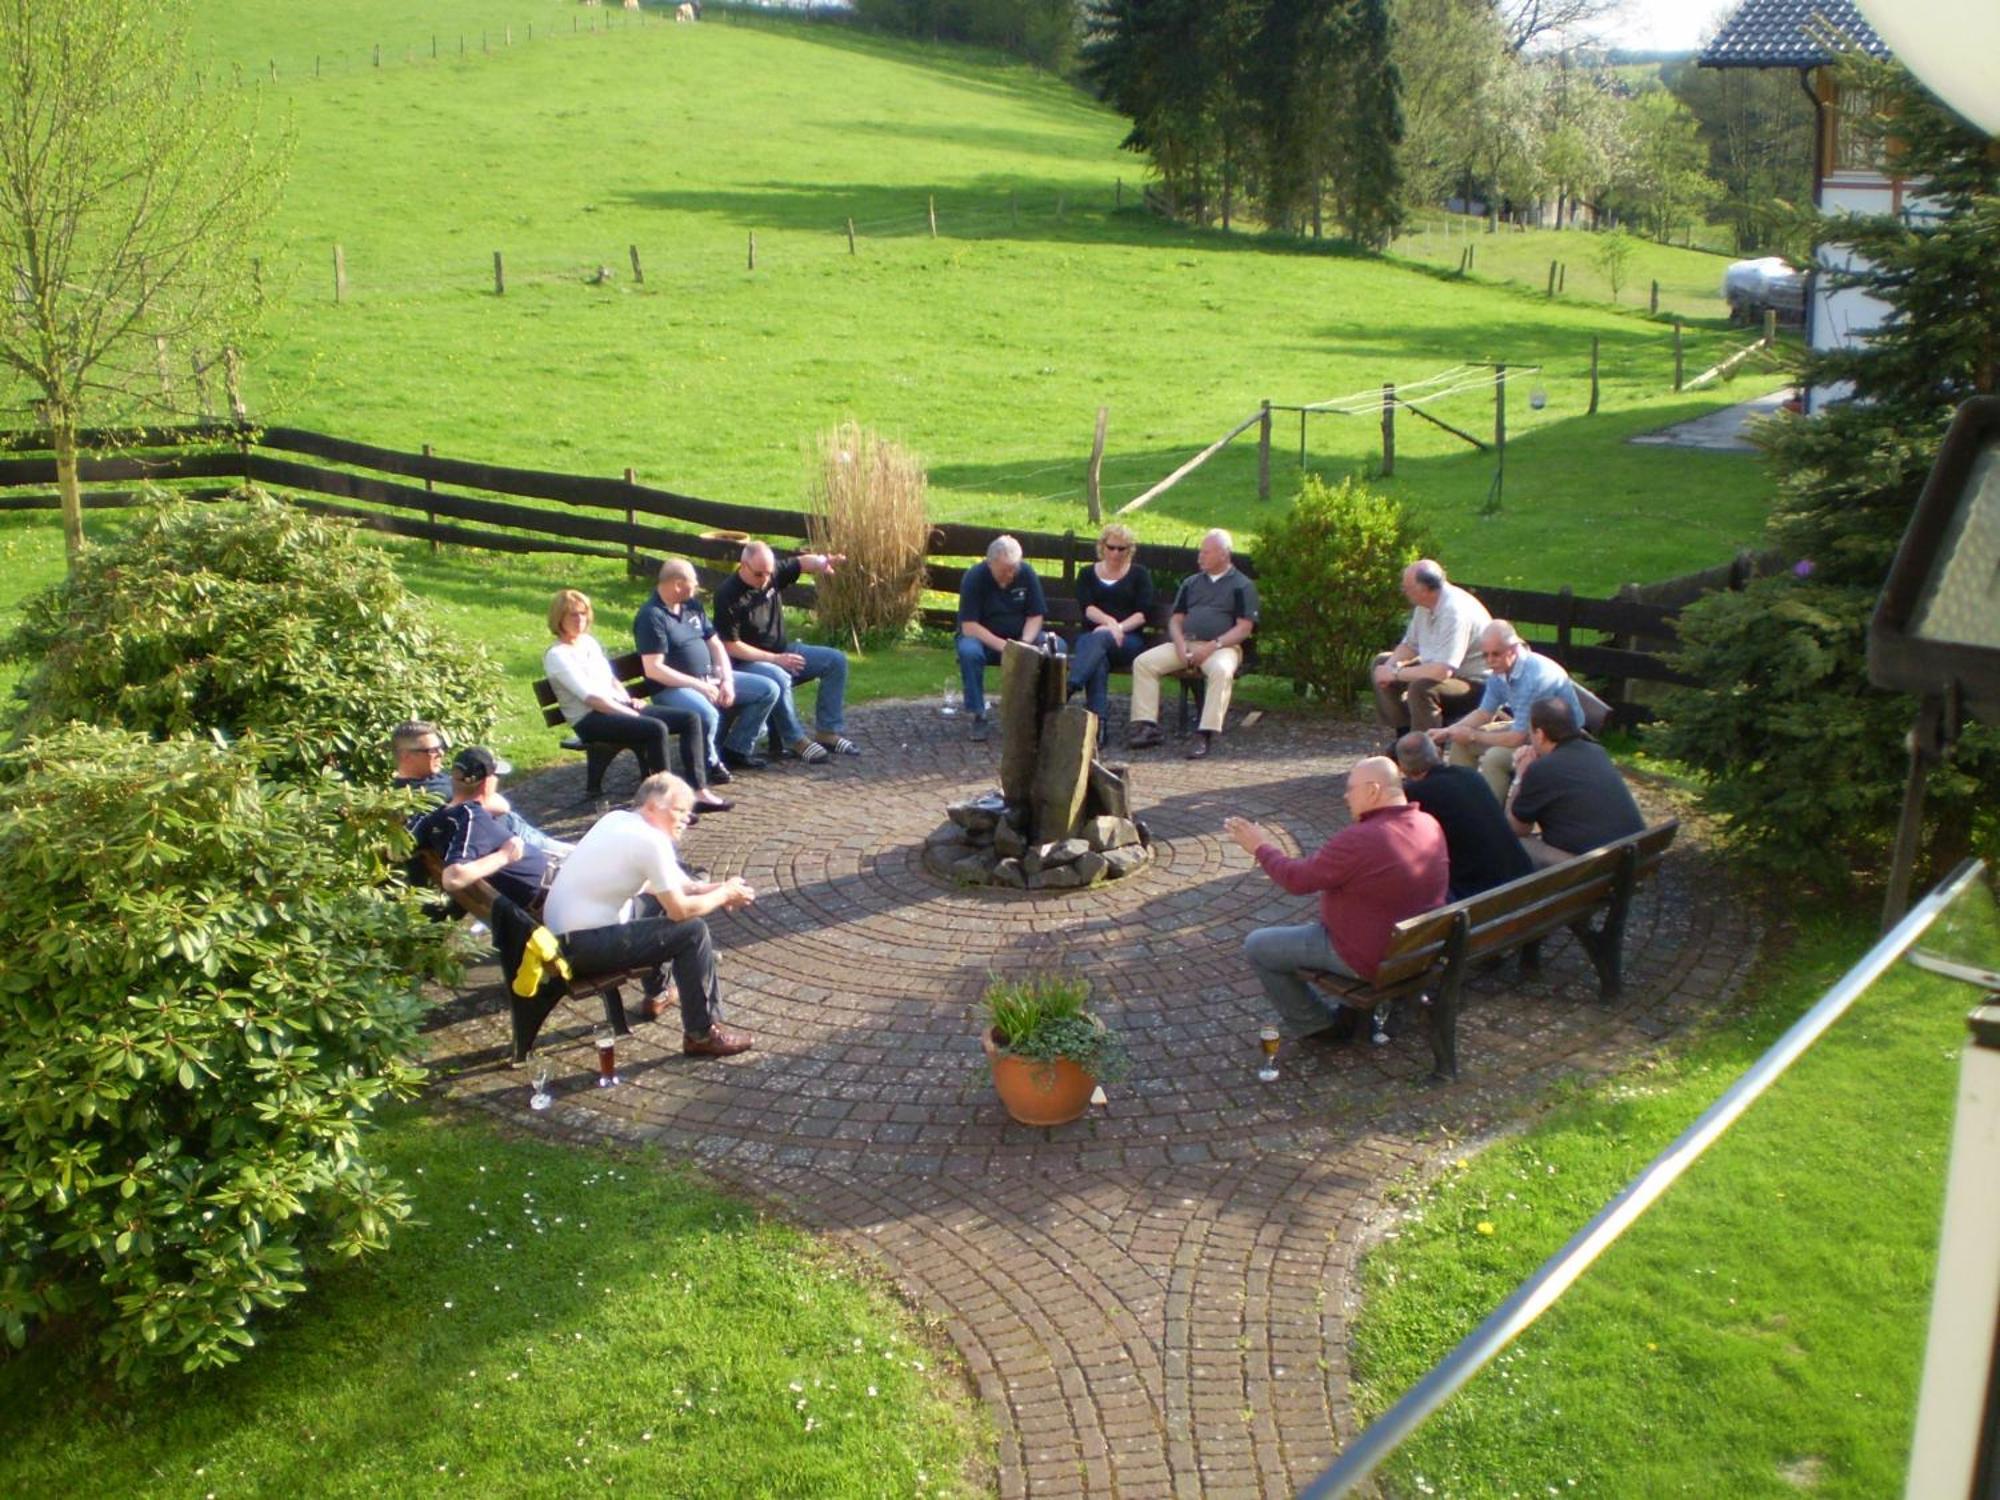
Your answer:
[1447,738,1518,805]
[1130,642,1240,733]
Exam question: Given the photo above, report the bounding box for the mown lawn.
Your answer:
[0,1108,987,1499]
[176,3,1778,594]
[1349,885,2000,1499]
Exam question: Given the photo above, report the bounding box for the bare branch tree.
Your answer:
[0,0,286,563]
[1498,0,1627,55]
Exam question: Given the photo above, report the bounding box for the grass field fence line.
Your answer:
[1302,857,1993,1498]
[0,422,1741,707]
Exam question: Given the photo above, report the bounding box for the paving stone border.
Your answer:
[425,699,1759,1497]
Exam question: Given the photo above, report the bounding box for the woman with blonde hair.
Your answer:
[542,589,732,811]
[1066,524,1154,721]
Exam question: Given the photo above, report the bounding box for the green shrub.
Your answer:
[983,972,1129,1081]
[0,725,453,1379]
[1,491,504,784]
[1255,474,1423,704]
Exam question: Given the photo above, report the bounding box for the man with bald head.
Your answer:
[636,556,781,777]
[1128,527,1259,760]
[713,540,859,764]
[1225,756,1447,1036]
[1372,558,1491,734]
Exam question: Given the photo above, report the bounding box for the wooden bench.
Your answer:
[532,650,657,800]
[422,853,647,1065]
[1310,820,1678,1082]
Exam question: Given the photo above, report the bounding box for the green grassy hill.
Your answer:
[181,3,1778,594]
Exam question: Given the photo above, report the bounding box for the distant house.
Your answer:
[1700,0,1894,409]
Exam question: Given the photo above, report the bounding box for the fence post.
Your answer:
[624,468,638,576]
[493,250,505,296]
[156,335,173,407]
[1763,308,1777,348]
[223,347,247,420]
[1062,528,1079,584]
[1381,383,1395,477]
[1650,280,1659,315]
[1673,317,1685,392]
[1257,400,1272,501]
[1556,584,1575,658]
[333,244,346,303]
[846,217,856,255]
[928,195,937,238]
[1557,262,1565,294]
[1588,335,1600,415]
[373,43,381,68]
[747,231,756,271]
[1546,259,1557,297]
[629,244,644,284]
[1086,406,1107,526]
[423,442,437,555]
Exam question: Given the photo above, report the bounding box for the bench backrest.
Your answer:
[1371,820,1679,988]
[534,649,651,728]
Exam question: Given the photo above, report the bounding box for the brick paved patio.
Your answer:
[425,701,1758,1498]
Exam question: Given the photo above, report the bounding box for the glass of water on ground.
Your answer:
[529,1057,553,1111]
[594,1024,620,1089]
[1257,1025,1282,1083]
[940,680,960,716]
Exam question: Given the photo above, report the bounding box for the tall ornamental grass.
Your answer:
[805,421,931,643]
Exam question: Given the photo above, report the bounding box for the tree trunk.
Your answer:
[52,412,85,562]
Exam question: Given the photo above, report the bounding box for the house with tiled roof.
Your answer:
[1700,0,1898,408]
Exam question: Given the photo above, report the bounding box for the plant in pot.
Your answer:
[981,972,1128,1127]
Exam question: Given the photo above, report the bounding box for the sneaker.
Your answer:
[683,1024,754,1058]
[969,715,990,743]
[707,762,734,786]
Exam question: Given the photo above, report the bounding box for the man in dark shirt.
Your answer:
[1394,731,1531,901]
[1506,697,1645,867]
[956,534,1063,743]
[1224,756,1447,1036]
[712,541,859,764]
[415,747,551,911]
[634,558,780,773]
[1127,528,1258,760]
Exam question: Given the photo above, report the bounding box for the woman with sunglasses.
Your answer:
[1067,523,1155,722]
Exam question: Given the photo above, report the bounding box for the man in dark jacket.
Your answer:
[1394,731,1531,901]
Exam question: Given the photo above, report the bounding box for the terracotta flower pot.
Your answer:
[983,1025,1097,1127]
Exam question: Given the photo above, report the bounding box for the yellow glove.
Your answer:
[513,925,572,998]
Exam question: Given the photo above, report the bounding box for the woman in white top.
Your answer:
[543,589,732,811]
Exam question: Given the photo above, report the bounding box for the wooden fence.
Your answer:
[0,423,1715,710]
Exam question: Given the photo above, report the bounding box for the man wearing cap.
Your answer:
[415,747,553,911]
[713,541,860,764]
[390,720,569,856]
[543,772,756,1058]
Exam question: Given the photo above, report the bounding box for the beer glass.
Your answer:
[1257,1026,1281,1083]
[594,1024,620,1088]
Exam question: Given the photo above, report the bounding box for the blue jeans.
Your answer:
[956,634,1064,718]
[1066,628,1146,720]
[737,644,848,744]
[652,673,780,761]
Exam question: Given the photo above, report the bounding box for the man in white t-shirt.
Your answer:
[543,773,757,1057]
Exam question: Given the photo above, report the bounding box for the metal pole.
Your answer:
[1300,857,1989,1500]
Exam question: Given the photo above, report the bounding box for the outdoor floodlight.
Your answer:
[1869,396,2000,926]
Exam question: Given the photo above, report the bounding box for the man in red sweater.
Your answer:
[1224,756,1448,1035]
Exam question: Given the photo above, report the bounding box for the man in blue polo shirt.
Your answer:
[634,557,780,774]
[956,534,1063,744]
[416,747,551,911]
[1429,620,1583,804]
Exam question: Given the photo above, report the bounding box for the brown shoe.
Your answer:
[683,1023,754,1058]
[1185,732,1213,760]
[1127,721,1163,750]
[637,982,678,1021]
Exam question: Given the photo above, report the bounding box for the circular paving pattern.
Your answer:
[427,699,1760,1497]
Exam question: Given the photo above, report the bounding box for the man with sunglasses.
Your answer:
[390,720,567,856]
[1428,621,1584,804]
[713,540,860,764]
